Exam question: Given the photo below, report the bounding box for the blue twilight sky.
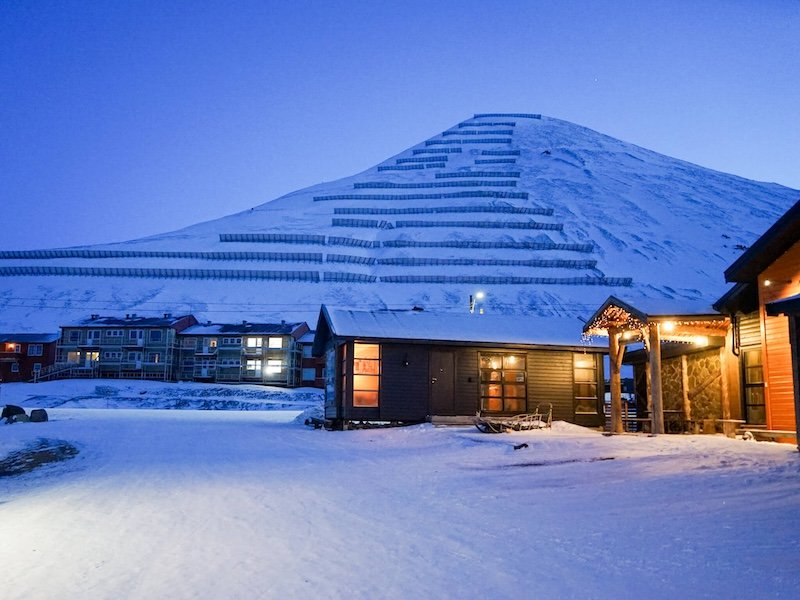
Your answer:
[1,0,798,250]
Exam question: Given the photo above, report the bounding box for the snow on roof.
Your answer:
[323,307,603,349]
[298,330,316,344]
[0,333,60,343]
[600,295,719,317]
[65,314,195,328]
[182,322,305,336]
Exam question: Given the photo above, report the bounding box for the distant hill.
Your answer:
[1,113,796,330]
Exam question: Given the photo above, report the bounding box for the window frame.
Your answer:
[479,352,527,413]
[351,342,381,408]
[573,353,600,415]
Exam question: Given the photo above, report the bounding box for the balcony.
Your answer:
[195,346,218,356]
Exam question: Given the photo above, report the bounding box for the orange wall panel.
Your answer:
[758,240,800,432]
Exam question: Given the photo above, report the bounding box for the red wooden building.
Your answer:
[0,333,59,382]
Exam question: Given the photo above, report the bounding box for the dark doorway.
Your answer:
[429,350,455,415]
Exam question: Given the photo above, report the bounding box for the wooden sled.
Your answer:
[474,403,553,434]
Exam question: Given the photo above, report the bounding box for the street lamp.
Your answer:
[469,291,485,314]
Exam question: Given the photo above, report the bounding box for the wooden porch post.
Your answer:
[681,354,691,423]
[609,328,624,433]
[719,339,732,437]
[648,323,665,435]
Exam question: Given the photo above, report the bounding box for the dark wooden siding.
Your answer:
[381,344,429,421]
[453,348,479,415]
[738,312,761,347]
[528,350,574,422]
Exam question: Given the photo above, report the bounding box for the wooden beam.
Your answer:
[649,324,665,434]
[719,341,732,436]
[609,328,623,433]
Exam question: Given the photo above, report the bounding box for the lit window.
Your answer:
[246,359,262,375]
[353,343,380,407]
[268,337,283,349]
[574,354,598,415]
[266,359,282,374]
[479,353,526,413]
[246,337,262,349]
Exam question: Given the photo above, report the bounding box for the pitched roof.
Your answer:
[65,314,195,328]
[181,322,307,336]
[314,305,602,354]
[0,333,60,343]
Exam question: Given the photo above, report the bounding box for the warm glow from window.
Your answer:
[352,343,380,407]
[268,337,282,349]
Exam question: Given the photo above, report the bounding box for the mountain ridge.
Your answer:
[1,114,796,330]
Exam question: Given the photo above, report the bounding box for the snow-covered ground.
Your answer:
[1,382,799,599]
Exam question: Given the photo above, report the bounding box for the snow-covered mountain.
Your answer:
[1,113,797,330]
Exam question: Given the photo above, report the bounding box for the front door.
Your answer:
[429,350,455,416]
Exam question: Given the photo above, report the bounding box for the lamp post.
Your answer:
[469,291,485,314]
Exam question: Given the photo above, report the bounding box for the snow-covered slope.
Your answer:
[1,114,797,330]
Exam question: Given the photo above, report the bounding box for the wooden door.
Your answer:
[429,350,455,416]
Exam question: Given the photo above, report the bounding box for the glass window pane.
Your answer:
[354,358,380,375]
[505,398,526,413]
[574,355,595,369]
[353,374,379,391]
[502,370,525,383]
[574,368,595,383]
[745,366,763,384]
[503,384,526,398]
[483,397,503,412]
[353,390,378,407]
[481,383,502,398]
[354,343,380,359]
[575,383,597,398]
[481,369,502,382]
[744,349,762,367]
[480,354,503,370]
[575,398,598,414]
[268,337,283,349]
[503,355,525,369]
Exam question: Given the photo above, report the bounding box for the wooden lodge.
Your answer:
[585,198,800,448]
[714,198,800,444]
[311,305,606,429]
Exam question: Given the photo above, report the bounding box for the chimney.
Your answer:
[242,320,248,325]
[163,313,172,319]
[90,314,99,320]
[125,314,130,319]
[281,319,286,325]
